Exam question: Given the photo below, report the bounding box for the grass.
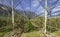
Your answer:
[0,30,60,37]
[0,30,42,37]
[0,25,12,37]
[52,31,60,37]
[0,32,4,37]
[21,31,43,37]
[0,25,60,37]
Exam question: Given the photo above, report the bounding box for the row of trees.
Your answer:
[0,16,60,32]
[0,15,60,37]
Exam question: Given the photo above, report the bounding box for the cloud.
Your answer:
[25,7,30,10]
[52,5,60,13]
[49,0,57,3]
[32,0,41,7]
[36,6,44,15]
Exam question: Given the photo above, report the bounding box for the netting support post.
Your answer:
[11,0,15,37]
[44,0,47,37]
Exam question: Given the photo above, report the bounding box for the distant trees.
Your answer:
[30,16,60,32]
[30,16,44,30]
[46,18,60,32]
[24,11,36,19]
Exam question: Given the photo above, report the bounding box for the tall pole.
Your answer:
[11,0,14,32]
[44,0,47,36]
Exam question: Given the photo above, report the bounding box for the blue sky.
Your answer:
[0,0,60,16]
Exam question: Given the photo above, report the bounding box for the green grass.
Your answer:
[0,25,12,37]
[0,30,60,37]
[0,31,42,37]
[21,30,60,37]
[52,31,60,37]
[0,25,60,37]
[0,32,4,37]
[21,31,43,37]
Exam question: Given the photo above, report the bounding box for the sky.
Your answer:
[0,0,60,16]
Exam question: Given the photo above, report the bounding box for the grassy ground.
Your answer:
[21,31,42,37]
[0,25,60,37]
[0,31,43,37]
[0,32,4,37]
[52,31,60,37]
[0,25,12,37]
[0,30,60,37]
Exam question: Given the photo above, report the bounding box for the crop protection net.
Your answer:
[0,0,60,37]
